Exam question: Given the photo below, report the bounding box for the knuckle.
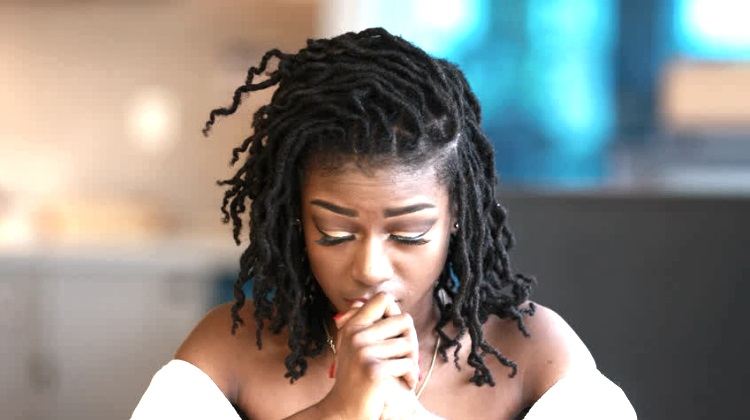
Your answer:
[364,361,382,379]
[349,330,367,347]
[373,292,389,305]
[339,324,352,337]
[397,337,412,350]
[340,323,360,338]
[354,345,372,362]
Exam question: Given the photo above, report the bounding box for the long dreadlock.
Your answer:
[203,27,536,387]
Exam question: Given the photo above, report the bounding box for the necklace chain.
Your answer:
[415,334,440,399]
[323,322,440,399]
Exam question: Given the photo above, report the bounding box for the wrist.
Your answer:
[315,391,374,420]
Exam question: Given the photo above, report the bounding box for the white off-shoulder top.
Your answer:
[131,359,637,419]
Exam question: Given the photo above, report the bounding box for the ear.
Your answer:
[450,201,459,234]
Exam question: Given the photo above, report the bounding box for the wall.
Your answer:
[503,192,749,419]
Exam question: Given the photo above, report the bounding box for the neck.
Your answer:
[407,291,441,353]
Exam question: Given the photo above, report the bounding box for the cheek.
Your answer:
[394,233,452,289]
[304,238,348,292]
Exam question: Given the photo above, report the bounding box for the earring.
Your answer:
[453,222,459,230]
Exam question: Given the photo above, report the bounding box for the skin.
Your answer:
[301,162,453,349]
[175,161,596,419]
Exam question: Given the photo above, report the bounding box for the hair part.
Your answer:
[203,27,535,386]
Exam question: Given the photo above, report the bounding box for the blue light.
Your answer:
[526,0,615,159]
[364,0,488,57]
[361,0,616,187]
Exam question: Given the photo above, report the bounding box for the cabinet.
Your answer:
[0,243,236,419]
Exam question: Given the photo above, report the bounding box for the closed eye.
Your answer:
[313,225,434,247]
[390,221,435,245]
[315,233,353,246]
[314,226,354,246]
[390,228,431,246]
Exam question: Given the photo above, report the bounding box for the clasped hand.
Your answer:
[320,292,441,420]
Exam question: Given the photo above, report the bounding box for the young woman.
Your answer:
[132,27,636,419]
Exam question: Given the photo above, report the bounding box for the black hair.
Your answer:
[203,27,536,387]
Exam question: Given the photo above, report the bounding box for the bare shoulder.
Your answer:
[516,301,596,398]
[174,301,260,401]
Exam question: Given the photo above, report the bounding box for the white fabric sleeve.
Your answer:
[523,368,637,420]
[130,359,242,420]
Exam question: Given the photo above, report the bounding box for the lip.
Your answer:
[345,297,371,304]
[344,295,401,304]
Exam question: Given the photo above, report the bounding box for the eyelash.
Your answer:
[315,232,430,247]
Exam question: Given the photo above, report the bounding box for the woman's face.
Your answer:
[301,161,454,316]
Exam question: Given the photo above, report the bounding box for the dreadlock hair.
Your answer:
[203,27,536,387]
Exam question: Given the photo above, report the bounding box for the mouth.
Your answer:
[344,297,370,305]
[344,296,401,305]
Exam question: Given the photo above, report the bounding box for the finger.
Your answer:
[349,313,420,390]
[371,358,420,390]
[360,303,420,382]
[351,314,415,344]
[359,337,413,360]
[333,301,365,353]
[362,338,419,389]
[347,292,396,327]
[405,368,418,393]
[383,297,401,318]
[401,318,419,389]
[383,308,419,387]
[333,301,364,329]
[369,307,420,376]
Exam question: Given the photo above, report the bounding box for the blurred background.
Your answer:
[1,0,748,418]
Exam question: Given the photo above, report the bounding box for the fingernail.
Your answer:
[332,312,344,321]
[328,361,336,379]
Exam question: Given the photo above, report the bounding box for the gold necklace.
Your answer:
[323,323,440,399]
[415,334,440,399]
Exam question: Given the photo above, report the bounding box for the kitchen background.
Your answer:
[1,0,748,419]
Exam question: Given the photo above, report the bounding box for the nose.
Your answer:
[351,234,394,286]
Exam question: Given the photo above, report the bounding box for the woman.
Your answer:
[132,28,636,419]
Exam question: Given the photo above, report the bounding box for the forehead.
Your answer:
[301,162,449,208]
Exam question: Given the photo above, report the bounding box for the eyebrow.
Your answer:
[310,199,358,217]
[383,203,436,218]
[310,199,435,218]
